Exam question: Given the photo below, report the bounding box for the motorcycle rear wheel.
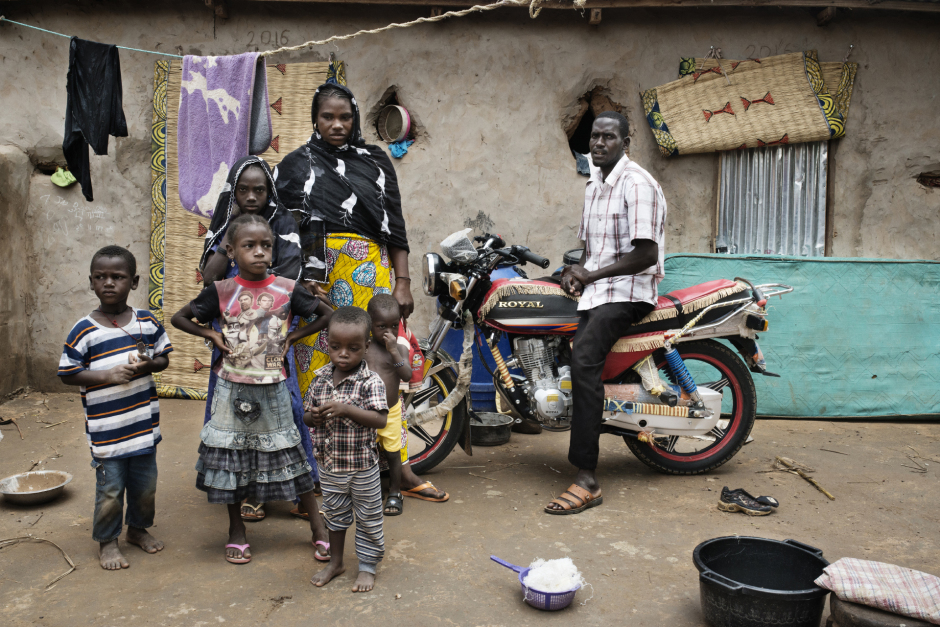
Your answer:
[621,340,756,475]
[404,359,469,475]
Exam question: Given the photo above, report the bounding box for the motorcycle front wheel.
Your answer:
[404,357,469,475]
[620,340,757,475]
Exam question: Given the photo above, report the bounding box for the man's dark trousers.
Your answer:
[568,300,654,470]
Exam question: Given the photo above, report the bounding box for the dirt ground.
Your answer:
[1,391,938,627]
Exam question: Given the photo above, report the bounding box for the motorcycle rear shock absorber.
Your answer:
[488,338,515,391]
[487,333,538,420]
[663,346,703,404]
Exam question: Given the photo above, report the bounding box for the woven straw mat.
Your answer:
[656,52,830,155]
[686,56,858,123]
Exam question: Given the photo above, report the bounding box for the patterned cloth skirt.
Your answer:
[293,233,392,394]
[292,233,410,465]
[204,315,319,483]
[196,378,316,504]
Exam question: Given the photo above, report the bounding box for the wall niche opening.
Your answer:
[564,87,624,173]
[366,87,425,148]
[568,106,595,156]
[28,147,68,176]
[916,171,940,189]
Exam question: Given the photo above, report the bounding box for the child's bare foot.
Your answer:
[126,527,164,554]
[311,562,346,587]
[352,571,375,593]
[99,540,129,570]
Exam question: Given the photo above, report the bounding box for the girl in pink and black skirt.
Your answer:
[173,214,333,565]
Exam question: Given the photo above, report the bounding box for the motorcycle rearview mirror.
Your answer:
[475,233,505,249]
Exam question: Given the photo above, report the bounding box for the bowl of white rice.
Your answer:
[492,556,587,611]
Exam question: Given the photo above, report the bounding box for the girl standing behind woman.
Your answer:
[173,214,332,565]
[201,155,302,285]
[200,156,323,524]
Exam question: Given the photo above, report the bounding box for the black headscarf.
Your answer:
[200,155,302,281]
[274,83,409,283]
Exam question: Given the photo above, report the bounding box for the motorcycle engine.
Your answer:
[512,337,572,430]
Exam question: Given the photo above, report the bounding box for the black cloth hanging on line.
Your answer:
[63,37,128,202]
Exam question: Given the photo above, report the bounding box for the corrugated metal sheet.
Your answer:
[716,141,827,257]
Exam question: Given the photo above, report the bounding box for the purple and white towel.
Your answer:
[177,52,271,217]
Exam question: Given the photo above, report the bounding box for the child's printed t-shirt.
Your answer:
[189,275,320,384]
[58,309,173,460]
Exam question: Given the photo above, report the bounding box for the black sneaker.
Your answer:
[718,486,775,516]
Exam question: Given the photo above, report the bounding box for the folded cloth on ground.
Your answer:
[177,52,271,217]
[815,557,940,625]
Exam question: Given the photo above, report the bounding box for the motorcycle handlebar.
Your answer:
[514,246,551,269]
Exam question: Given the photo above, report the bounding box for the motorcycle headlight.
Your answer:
[423,253,445,296]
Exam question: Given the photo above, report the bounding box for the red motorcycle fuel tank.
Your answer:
[478,279,580,335]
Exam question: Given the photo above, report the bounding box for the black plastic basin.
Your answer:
[693,536,830,627]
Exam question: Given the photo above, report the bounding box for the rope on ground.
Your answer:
[0,16,183,58]
[410,312,474,428]
[259,0,559,57]
[0,535,77,590]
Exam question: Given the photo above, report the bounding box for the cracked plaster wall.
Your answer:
[0,1,937,392]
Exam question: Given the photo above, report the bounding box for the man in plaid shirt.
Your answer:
[304,307,388,592]
[547,112,667,516]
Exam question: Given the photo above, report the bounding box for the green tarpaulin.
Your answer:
[660,255,940,418]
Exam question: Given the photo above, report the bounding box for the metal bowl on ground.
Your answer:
[0,470,74,505]
[693,536,830,627]
[470,412,513,447]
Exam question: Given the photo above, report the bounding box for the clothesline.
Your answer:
[256,0,561,57]
[0,16,184,57]
[1,0,583,61]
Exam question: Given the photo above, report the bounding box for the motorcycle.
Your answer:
[401,229,792,476]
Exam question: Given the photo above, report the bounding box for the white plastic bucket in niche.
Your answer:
[377,105,411,142]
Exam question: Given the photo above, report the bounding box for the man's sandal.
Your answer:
[384,493,404,516]
[312,540,330,562]
[544,484,603,515]
[240,502,265,522]
[225,543,251,564]
[402,481,449,502]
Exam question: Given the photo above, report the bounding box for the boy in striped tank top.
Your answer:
[58,246,172,570]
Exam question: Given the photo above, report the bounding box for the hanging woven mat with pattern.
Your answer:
[641,50,858,157]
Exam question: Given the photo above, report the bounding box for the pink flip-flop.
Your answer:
[225,543,251,564]
[312,540,330,562]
